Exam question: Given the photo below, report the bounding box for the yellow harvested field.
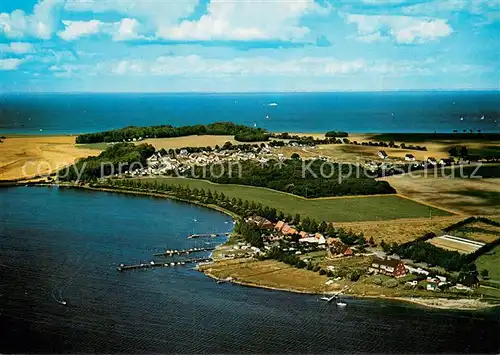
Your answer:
[0,136,99,181]
[427,236,483,254]
[381,173,500,216]
[281,133,500,163]
[337,216,465,245]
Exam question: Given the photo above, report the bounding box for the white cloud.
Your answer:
[58,20,104,41]
[0,42,35,54]
[112,18,144,41]
[108,56,367,77]
[157,0,331,41]
[0,58,24,70]
[345,14,453,43]
[0,0,63,39]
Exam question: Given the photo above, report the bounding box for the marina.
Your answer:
[152,247,216,257]
[188,232,230,239]
[117,257,213,272]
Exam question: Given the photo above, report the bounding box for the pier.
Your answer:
[117,257,212,272]
[153,247,215,257]
[188,232,230,239]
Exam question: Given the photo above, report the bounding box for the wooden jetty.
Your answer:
[153,247,215,257]
[117,257,212,272]
[188,232,230,239]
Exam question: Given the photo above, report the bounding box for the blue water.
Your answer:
[0,91,498,135]
[0,186,499,353]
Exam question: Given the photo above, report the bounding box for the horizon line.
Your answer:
[1,88,499,95]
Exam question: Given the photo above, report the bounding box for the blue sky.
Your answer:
[0,0,498,92]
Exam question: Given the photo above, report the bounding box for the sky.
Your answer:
[0,0,498,92]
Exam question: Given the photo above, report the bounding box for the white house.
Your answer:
[427,157,438,165]
[405,154,416,161]
[378,151,388,159]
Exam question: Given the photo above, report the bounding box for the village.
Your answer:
[208,214,487,298]
[116,136,494,179]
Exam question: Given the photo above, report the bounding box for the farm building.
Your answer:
[327,240,353,257]
[369,257,407,278]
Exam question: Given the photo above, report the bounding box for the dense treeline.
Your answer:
[394,241,472,272]
[325,131,349,138]
[444,216,500,232]
[76,122,269,144]
[184,159,396,198]
[58,143,155,181]
[234,220,265,248]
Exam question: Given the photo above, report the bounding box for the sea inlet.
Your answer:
[0,186,499,353]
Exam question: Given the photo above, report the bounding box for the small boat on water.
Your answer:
[337,294,347,307]
[268,102,278,106]
[52,290,67,306]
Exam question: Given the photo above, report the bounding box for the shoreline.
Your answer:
[10,182,500,311]
[201,265,499,311]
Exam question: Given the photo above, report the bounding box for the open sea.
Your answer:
[0,91,499,135]
[1,187,499,354]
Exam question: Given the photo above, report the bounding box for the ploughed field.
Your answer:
[136,177,452,222]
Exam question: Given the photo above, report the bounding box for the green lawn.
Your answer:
[139,177,451,222]
[475,245,500,284]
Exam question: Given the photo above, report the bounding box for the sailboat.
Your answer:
[265,114,270,119]
[480,115,485,120]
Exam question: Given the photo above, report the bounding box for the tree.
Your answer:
[291,153,300,160]
[368,236,375,246]
[292,213,301,226]
[480,269,489,279]
[350,270,361,282]
[380,240,390,253]
[318,221,327,234]
[448,147,459,157]
[325,223,336,237]
[460,146,469,157]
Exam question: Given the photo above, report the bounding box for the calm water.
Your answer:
[0,186,499,353]
[0,91,499,135]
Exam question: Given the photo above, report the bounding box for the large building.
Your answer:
[369,257,407,278]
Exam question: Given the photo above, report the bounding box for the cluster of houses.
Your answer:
[127,146,276,176]
[377,150,457,166]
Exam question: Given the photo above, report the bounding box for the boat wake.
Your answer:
[51,289,67,306]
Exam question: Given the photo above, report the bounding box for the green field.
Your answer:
[476,245,500,285]
[138,177,452,222]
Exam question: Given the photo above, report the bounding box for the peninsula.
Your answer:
[7,123,498,310]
